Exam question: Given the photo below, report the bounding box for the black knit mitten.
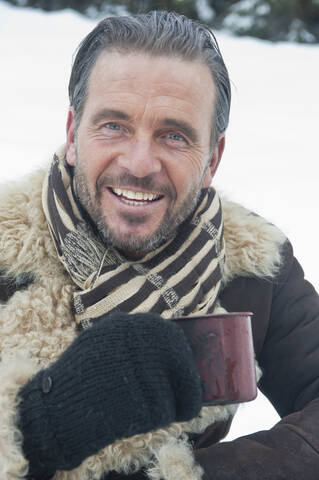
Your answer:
[18,312,202,477]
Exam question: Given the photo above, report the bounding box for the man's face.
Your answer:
[66,51,223,258]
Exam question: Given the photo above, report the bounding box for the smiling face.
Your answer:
[66,51,224,258]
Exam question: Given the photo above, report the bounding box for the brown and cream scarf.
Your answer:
[42,147,226,331]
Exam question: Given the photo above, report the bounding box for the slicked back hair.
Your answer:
[68,10,231,147]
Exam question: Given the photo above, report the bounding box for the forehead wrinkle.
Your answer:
[102,72,199,89]
[91,71,208,106]
[89,88,147,103]
[89,70,214,117]
[150,94,205,110]
[90,51,215,100]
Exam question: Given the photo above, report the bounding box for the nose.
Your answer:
[117,135,162,178]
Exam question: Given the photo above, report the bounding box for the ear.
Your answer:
[66,108,76,166]
[202,133,225,188]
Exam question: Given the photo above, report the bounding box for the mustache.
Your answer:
[96,172,176,200]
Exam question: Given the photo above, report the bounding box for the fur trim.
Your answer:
[0,168,66,280]
[0,168,284,479]
[146,436,204,480]
[0,350,40,480]
[222,199,286,286]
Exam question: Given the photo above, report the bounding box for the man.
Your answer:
[0,10,318,480]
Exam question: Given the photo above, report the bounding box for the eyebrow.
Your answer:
[91,109,131,125]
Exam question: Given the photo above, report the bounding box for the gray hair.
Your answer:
[68,10,231,146]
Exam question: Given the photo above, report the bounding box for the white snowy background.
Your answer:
[0,0,318,441]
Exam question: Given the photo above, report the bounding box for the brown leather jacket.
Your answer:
[94,242,319,479]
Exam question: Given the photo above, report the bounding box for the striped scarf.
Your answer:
[42,147,225,331]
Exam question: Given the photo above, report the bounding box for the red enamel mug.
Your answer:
[173,312,257,406]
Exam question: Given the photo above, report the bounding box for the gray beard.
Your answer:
[74,167,206,257]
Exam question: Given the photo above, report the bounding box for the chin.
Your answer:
[110,227,171,257]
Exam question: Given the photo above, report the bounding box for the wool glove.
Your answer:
[18,312,202,477]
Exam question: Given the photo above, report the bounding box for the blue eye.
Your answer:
[106,122,121,130]
[168,132,184,141]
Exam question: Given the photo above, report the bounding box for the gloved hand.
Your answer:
[18,312,202,476]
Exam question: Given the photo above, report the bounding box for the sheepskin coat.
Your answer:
[1,167,319,480]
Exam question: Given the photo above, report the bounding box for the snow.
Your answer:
[0,0,318,441]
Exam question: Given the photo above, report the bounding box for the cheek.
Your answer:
[166,152,206,194]
[166,169,193,202]
[77,145,104,185]
[80,138,120,178]
[75,157,98,199]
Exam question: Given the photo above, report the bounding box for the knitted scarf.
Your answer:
[42,147,225,330]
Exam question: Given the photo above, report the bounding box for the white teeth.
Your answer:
[122,199,144,206]
[112,188,160,202]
